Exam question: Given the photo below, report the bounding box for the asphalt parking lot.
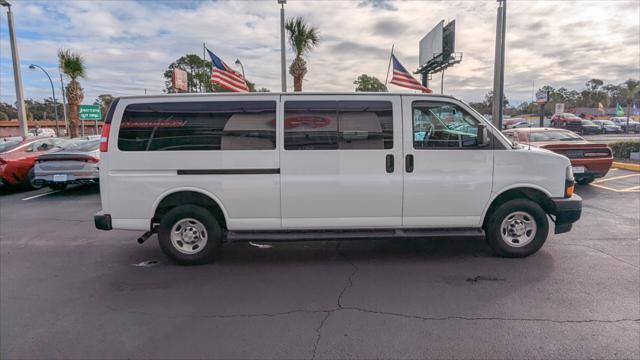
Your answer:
[1,170,639,359]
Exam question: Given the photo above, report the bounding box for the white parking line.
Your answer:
[21,190,61,201]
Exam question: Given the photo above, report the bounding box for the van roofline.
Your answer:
[115,92,461,101]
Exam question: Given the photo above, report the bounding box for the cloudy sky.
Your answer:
[0,0,638,107]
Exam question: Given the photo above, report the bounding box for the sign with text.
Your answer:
[173,67,188,92]
[535,90,548,105]
[79,105,102,121]
[555,103,565,114]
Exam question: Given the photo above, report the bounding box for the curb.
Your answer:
[612,162,640,172]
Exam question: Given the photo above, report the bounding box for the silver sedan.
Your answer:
[34,138,100,190]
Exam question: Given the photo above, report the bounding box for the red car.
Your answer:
[503,128,613,185]
[0,137,68,189]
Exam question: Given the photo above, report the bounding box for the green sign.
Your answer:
[79,105,102,120]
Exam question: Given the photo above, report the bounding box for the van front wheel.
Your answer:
[485,199,549,258]
[158,205,222,265]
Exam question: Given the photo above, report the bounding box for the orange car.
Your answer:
[503,128,613,185]
[0,137,68,189]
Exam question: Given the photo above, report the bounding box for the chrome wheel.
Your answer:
[500,211,537,248]
[170,218,208,255]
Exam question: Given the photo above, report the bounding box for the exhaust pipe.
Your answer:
[137,231,154,244]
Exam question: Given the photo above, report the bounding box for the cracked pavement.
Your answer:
[1,171,639,359]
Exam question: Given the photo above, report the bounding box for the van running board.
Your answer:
[225,228,485,242]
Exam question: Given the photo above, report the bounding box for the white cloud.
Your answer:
[0,0,638,106]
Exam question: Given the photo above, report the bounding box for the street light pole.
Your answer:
[29,64,60,136]
[1,0,28,137]
[491,0,507,130]
[278,0,287,92]
[234,59,246,80]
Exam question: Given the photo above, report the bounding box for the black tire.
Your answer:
[157,205,222,265]
[485,198,549,258]
[23,167,43,190]
[49,183,68,191]
[576,177,595,185]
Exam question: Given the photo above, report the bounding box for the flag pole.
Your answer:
[384,44,394,88]
[202,43,206,93]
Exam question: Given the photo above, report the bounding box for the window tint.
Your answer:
[412,102,480,149]
[284,100,393,150]
[118,101,276,151]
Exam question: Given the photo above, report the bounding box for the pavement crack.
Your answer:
[336,241,359,308]
[311,311,332,360]
[466,275,506,283]
[341,306,640,324]
[557,243,640,269]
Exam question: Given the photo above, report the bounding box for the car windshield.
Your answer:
[61,139,100,152]
[0,140,21,153]
[600,120,615,125]
[581,120,595,125]
[529,131,583,142]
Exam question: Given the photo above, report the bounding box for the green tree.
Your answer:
[285,17,320,92]
[94,94,114,117]
[353,74,387,92]
[58,49,86,138]
[0,112,8,121]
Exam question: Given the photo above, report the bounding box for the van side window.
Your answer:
[412,102,479,149]
[284,101,393,150]
[117,101,276,151]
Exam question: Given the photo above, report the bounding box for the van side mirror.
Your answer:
[477,124,490,147]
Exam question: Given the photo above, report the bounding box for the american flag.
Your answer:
[207,49,249,92]
[390,54,432,93]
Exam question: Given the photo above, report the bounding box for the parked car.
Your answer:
[34,138,101,191]
[27,128,57,137]
[0,137,68,189]
[503,128,612,185]
[94,93,582,265]
[574,119,602,135]
[551,113,583,132]
[591,120,622,134]
[503,118,527,129]
[610,117,639,133]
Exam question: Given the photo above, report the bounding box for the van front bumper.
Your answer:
[551,195,582,234]
[94,213,112,231]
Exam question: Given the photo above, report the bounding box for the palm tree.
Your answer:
[620,79,640,132]
[285,17,319,92]
[58,49,86,138]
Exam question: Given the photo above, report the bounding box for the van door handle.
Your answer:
[406,154,414,173]
[386,154,394,173]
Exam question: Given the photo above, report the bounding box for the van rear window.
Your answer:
[117,101,276,151]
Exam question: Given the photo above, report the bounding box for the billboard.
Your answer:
[172,68,188,92]
[419,20,444,66]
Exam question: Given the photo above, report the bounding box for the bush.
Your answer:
[0,112,8,120]
[609,141,640,159]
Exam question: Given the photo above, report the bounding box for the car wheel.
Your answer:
[576,177,595,185]
[49,183,67,191]
[157,205,223,265]
[23,167,44,190]
[485,198,549,258]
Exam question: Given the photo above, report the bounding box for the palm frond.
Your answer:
[285,17,320,57]
[58,49,86,80]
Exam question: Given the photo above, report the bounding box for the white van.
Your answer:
[95,93,581,265]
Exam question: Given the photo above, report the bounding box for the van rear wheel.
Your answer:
[158,205,222,265]
[485,199,549,258]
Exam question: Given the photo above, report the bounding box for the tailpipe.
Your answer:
[137,230,154,244]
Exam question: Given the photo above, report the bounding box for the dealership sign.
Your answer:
[79,105,102,120]
[535,90,548,105]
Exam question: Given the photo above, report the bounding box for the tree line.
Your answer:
[0,94,114,122]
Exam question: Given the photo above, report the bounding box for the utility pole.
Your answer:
[492,0,507,130]
[278,0,287,92]
[59,74,69,136]
[1,0,28,137]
